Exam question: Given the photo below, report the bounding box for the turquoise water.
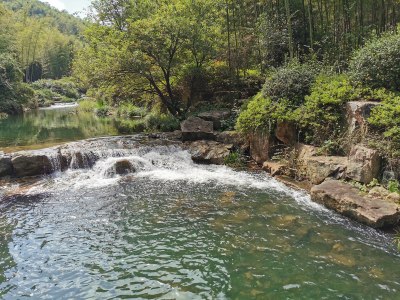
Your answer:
[0,105,119,152]
[0,146,399,299]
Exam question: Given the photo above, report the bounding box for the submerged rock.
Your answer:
[185,140,232,165]
[181,116,215,141]
[311,180,400,228]
[115,159,136,175]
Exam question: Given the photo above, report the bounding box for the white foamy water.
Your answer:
[16,145,328,214]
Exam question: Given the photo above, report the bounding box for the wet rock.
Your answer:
[0,153,13,177]
[303,156,348,184]
[249,131,275,164]
[311,180,400,228]
[197,110,231,130]
[181,116,215,141]
[262,161,288,177]
[346,145,381,184]
[11,149,60,177]
[185,140,232,165]
[115,159,136,175]
[275,121,297,145]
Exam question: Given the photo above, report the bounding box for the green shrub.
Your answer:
[387,180,400,193]
[117,103,147,119]
[224,151,246,168]
[144,112,180,132]
[95,106,110,117]
[349,32,400,91]
[262,60,320,106]
[116,119,146,133]
[236,93,294,134]
[296,75,359,145]
[78,98,98,112]
[368,93,400,143]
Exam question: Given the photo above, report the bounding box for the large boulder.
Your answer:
[311,180,400,228]
[181,116,215,141]
[302,156,348,184]
[0,152,13,177]
[11,149,61,177]
[346,145,381,184]
[249,131,275,164]
[185,140,232,165]
[275,121,297,145]
[197,110,231,130]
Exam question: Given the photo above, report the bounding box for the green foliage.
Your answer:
[296,75,359,144]
[78,99,98,113]
[387,180,400,194]
[117,103,147,119]
[30,78,80,106]
[224,151,246,168]
[368,92,400,143]
[262,61,320,106]
[0,53,34,114]
[143,112,180,132]
[349,32,400,91]
[96,106,110,118]
[236,93,294,134]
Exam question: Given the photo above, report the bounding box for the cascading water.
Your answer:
[1,143,400,299]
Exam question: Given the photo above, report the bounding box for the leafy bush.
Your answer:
[236,93,293,134]
[368,92,400,143]
[387,180,400,193]
[224,151,246,168]
[349,33,400,91]
[262,60,320,106]
[144,112,180,132]
[95,106,110,117]
[117,103,147,119]
[296,75,359,144]
[78,98,98,112]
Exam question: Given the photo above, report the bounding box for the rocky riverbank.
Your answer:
[1,108,400,229]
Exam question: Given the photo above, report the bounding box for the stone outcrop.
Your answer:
[215,131,248,152]
[311,180,400,228]
[346,145,381,184]
[346,101,379,135]
[181,116,215,141]
[197,110,231,130]
[262,161,288,177]
[249,131,275,164]
[0,152,13,177]
[185,140,232,165]
[303,156,348,184]
[11,149,60,177]
[275,121,297,145]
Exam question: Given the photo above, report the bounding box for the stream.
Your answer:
[0,145,399,299]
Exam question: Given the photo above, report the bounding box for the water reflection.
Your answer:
[0,107,120,152]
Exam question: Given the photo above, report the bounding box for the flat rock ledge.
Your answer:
[311,180,400,228]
